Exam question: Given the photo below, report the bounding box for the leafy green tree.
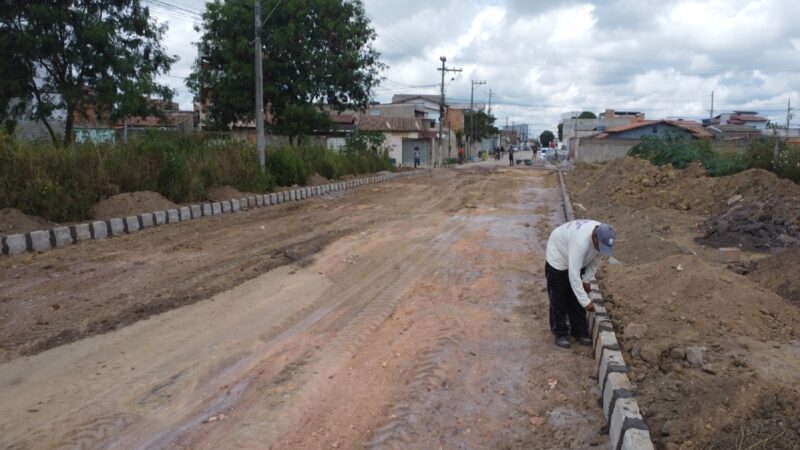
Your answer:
[464,110,499,142]
[272,104,332,145]
[188,0,384,130]
[540,130,555,147]
[0,1,176,146]
[578,111,597,119]
[557,123,563,141]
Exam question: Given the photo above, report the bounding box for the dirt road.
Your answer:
[0,166,607,449]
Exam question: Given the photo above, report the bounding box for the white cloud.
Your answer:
[152,0,800,133]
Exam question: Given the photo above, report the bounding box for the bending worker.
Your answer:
[545,219,616,349]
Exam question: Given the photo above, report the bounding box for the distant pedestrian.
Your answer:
[508,146,514,166]
[545,220,616,349]
[413,146,421,168]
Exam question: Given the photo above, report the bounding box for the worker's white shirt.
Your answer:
[545,219,602,307]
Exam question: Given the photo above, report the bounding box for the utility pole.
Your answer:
[488,89,493,115]
[787,98,794,137]
[254,0,266,172]
[469,80,486,158]
[709,91,714,119]
[437,57,462,165]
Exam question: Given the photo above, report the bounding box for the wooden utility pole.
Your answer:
[254,0,266,171]
[437,57,462,166]
[709,91,714,119]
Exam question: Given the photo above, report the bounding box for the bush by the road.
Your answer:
[0,132,392,222]
[629,134,799,182]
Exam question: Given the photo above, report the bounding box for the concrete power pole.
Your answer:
[469,80,486,158]
[437,57,462,165]
[787,98,794,137]
[709,91,714,119]
[254,0,266,172]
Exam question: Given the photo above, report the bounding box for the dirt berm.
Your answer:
[566,157,800,449]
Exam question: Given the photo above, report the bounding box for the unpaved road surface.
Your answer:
[0,166,607,449]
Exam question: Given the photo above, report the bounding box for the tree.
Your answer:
[557,123,563,141]
[463,110,500,142]
[188,0,384,131]
[272,104,332,145]
[578,111,597,119]
[0,1,176,147]
[540,130,555,147]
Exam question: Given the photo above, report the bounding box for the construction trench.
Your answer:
[1,160,799,449]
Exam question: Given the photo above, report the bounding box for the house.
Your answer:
[592,119,712,140]
[709,111,769,130]
[706,124,763,140]
[355,116,437,166]
[572,119,711,163]
[390,94,443,122]
[74,100,196,144]
[560,109,646,154]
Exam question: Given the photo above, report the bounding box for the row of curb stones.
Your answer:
[2,170,432,257]
[558,171,655,450]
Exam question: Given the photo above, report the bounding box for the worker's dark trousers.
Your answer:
[545,262,589,338]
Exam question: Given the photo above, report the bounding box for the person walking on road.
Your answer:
[413,146,421,168]
[508,146,514,166]
[545,220,616,348]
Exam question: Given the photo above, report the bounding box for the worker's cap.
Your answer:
[597,223,616,256]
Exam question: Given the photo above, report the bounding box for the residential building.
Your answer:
[560,109,645,154]
[572,119,711,163]
[74,100,197,144]
[709,111,769,130]
[355,116,437,166]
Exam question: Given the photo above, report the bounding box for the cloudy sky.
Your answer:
[152,0,800,135]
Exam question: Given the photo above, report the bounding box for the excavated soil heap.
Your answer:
[307,172,330,186]
[206,186,253,202]
[746,248,800,306]
[602,254,800,449]
[571,157,800,250]
[0,208,55,236]
[91,192,178,220]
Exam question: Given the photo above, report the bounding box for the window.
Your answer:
[652,126,658,134]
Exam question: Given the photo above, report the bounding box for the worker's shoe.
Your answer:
[555,336,571,349]
[577,337,593,347]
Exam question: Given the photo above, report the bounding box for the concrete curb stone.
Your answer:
[255,195,263,207]
[166,209,180,224]
[211,202,222,215]
[72,223,92,241]
[179,207,191,221]
[124,216,140,233]
[558,171,654,450]
[221,201,232,213]
[202,203,212,216]
[4,234,26,255]
[139,213,155,228]
[231,199,241,212]
[27,230,51,252]
[91,221,109,238]
[108,218,125,236]
[190,205,202,219]
[52,227,73,248]
[153,211,166,225]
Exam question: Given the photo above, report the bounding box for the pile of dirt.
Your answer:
[0,208,55,236]
[307,173,330,186]
[568,157,800,250]
[745,248,800,306]
[91,192,178,220]
[206,186,253,202]
[601,254,800,448]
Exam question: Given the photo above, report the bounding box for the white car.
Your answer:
[539,148,548,159]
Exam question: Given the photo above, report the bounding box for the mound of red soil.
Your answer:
[91,192,178,220]
[0,208,55,236]
[206,186,254,202]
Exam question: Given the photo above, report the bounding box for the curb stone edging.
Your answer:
[1,169,432,258]
[558,171,655,450]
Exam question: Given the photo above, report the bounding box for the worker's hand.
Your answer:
[585,302,595,312]
[583,282,591,294]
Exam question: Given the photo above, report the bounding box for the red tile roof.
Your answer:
[596,120,711,139]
